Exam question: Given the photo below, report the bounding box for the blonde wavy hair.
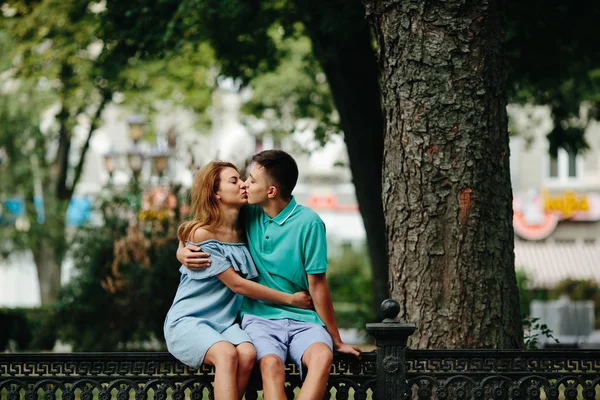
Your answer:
[177,161,239,242]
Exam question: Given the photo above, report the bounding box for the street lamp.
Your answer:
[127,146,145,187]
[150,148,170,180]
[127,114,146,145]
[102,114,179,188]
[103,150,118,184]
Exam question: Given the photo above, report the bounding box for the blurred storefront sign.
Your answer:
[0,196,91,227]
[513,190,600,240]
[306,194,358,212]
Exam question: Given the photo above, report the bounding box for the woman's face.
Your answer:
[216,167,248,207]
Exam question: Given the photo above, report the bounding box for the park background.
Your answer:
[1,0,600,352]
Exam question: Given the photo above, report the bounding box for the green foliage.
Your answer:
[327,242,373,331]
[548,279,600,329]
[517,270,560,349]
[242,26,339,145]
[515,269,533,318]
[98,0,339,143]
[506,1,600,154]
[1,1,216,303]
[522,317,559,350]
[55,188,185,351]
[0,93,61,258]
[0,307,57,351]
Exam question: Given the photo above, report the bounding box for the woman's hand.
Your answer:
[290,291,313,309]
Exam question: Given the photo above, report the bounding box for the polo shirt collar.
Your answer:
[263,196,299,226]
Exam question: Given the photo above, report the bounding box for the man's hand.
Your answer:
[334,342,361,358]
[177,243,211,270]
[290,291,313,309]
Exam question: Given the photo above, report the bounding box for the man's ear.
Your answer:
[267,185,278,199]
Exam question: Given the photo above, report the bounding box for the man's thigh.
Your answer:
[287,320,333,369]
[241,314,288,363]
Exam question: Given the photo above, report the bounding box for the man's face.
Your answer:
[245,163,272,205]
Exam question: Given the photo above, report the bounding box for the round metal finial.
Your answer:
[381,298,400,321]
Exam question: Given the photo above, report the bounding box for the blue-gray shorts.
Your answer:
[241,314,333,372]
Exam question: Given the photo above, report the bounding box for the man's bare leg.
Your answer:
[235,343,256,400]
[297,342,333,400]
[204,341,239,400]
[258,354,287,400]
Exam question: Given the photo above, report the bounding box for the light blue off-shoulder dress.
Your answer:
[164,240,258,368]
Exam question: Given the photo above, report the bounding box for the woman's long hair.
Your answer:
[177,161,238,242]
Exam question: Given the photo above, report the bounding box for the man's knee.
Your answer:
[302,342,333,370]
[259,354,285,377]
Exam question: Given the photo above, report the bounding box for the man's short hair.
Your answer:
[252,150,299,200]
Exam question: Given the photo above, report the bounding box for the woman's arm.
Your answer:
[217,268,312,309]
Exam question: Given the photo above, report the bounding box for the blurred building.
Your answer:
[509,104,600,289]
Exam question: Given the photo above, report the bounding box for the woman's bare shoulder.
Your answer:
[190,227,216,243]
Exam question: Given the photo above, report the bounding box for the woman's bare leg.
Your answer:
[235,342,256,399]
[204,341,239,400]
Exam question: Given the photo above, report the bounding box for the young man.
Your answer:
[177,150,360,400]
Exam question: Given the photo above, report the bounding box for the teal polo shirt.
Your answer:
[240,197,328,325]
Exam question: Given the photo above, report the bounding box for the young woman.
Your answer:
[164,161,312,400]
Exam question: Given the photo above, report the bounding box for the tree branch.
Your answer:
[55,106,71,200]
[68,93,110,198]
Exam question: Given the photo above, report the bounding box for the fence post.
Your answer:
[366,299,416,400]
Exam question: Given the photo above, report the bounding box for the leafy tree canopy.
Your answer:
[99,0,600,153]
[506,1,600,154]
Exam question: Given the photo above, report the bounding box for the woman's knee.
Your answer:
[205,341,239,368]
[236,343,256,370]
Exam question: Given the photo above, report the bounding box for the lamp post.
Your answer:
[127,114,146,145]
[102,114,178,189]
[103,150,118,186]
[150,148,170,182]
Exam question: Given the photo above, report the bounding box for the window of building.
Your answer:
[546,148,583,182]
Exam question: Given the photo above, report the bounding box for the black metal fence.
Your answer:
[1,300,600,399]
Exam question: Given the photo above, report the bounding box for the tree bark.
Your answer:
[32,239,62,305]
[298,0,389,317]
[365,0,523,348]
[29,84,106,305]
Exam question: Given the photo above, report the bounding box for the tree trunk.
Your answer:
[298,0,389,317]
[32,239,62,304]
[365,0,523,348]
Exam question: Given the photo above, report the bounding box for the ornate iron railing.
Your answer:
[405,349,600,399]
[2,300,600,399]
[0,352,376,400]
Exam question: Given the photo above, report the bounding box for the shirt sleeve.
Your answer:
[304,221,328,274]
[182,241,232,280]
